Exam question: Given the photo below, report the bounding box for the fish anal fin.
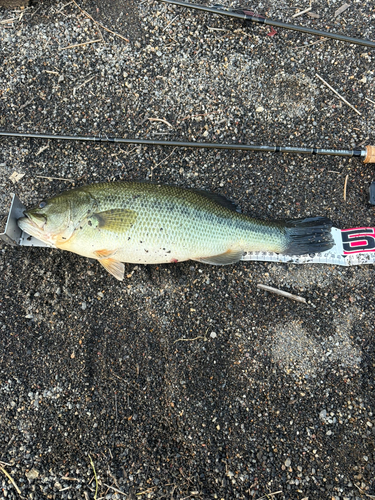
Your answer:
[89,209,137,233]
[97,257,125,281]
[192,248,244,265]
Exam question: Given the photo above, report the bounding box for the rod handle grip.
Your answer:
[364,145,375,164]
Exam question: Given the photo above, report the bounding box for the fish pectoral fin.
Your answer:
[192,248,244,266]
[97,257,125,281]
[89,209,137,233]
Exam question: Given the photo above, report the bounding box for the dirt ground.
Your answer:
[0,0,374,499]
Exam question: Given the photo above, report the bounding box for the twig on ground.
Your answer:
[19,98,34,110]
[56,1,74,14]
[0,466,21,495]
[316,73,362,116]
[294,38,326,50]
[0,18,16,24]
[73,75,96,96]
[89,456,98,500]
[256,491,283,500]
[136,486,158,496]
[257,491,283,500]
[292,6,312,18]
[148,117,174,128]
[36,143,49,156]
[257,284,307,304]
[365,97,375,105]
[334,3,350,18]
[207,26,229,31]
[71,0,129,43]
[162,14,179,31]
[59,39,101,50]
[151,148,177,181]
[103,484,126,496]
[354,483,375,499]
[35,175,75,183]
[174,336,207,343]
[344,174,349,201]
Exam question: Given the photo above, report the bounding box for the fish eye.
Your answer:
[39,201,47,209]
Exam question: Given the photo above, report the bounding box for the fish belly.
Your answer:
[62,207,236,264]
[112,216,234,264]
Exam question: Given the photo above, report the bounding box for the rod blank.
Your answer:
[0,130,371,162]
[160,0,375,49]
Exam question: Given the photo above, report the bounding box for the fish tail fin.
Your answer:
[283,216,334,255]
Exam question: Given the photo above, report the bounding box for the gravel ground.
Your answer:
[1,0,375,499]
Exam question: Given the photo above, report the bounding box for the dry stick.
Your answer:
[73,75,96,96]
[36,144,49,156]
[0,466,21,495]
[292,6,312,18]
[151,147,177,181]
[89,456,98,500]
[71,0,129,43]
[56,1,74,14]
[354,483,375,499]
[257,492,283,500]
[162,14,179,31]
[35,175,75,183]
[0,461,14,467]
[365,97,375,105]
[315,73,362,116]
[153,147,177,169]
[136,486,158,496]
[294,38,327,50]
[59,39,101,50]
[257,284,307,304]
[343,174,349,201]
[148,117,174,128]
[102,484,126,496]
[334,3,350,18]
[174,336,207,343]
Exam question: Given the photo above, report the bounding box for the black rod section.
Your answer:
[0,131,366,159]
[160,0,375,49]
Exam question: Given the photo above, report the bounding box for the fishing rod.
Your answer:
[160,0,375,49]
[1,130,375,164]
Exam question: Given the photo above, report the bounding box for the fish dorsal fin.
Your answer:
[192,248,244,265]
[96,256,125,281]
[87,209,137,233]
[190,189,240,212]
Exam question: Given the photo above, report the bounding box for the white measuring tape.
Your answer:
[242,227,375,266]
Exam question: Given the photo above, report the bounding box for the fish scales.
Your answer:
[18,181,334,280]
[62,182,282,263]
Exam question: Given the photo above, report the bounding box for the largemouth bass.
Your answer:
[18,181,333,280]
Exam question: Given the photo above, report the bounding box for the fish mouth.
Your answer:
[17,211,47,239]
[25,209,47,228]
